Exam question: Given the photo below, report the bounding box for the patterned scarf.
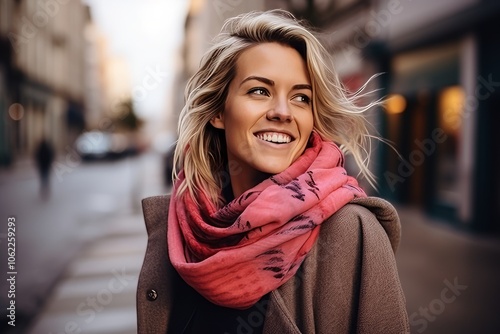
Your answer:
[167,132,366,309]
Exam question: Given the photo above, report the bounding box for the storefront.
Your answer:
[383,41,466,221]
[379,14,500,234]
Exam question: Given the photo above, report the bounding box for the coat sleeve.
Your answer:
[349,198,410,333]
[267,197,410,334]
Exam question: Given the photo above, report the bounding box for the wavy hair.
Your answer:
[173,9,381,208]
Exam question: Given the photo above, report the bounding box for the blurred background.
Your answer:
[1,0,499,333]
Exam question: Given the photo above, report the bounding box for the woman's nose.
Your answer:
[266,98,293,122]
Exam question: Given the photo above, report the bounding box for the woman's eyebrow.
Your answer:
[292,84,312,91]
[240,76,312,91]
[240,76,274,87]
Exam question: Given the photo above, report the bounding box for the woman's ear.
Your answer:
[210,113,225,129]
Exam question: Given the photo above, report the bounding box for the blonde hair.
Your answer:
[174,9,380,208]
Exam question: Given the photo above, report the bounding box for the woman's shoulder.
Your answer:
[141,194,171,233]
[275,196,409,333]
[322,196,401,253]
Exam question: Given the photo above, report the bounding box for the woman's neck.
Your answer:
[229,169,269,199]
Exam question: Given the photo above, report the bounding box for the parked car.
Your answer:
[75,131,138,161]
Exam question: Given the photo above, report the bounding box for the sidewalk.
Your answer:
[395,205,500,334]
[0,157,37,185]
[26,213,148,334]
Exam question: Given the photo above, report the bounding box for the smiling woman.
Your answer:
[210,42,314,196]
[136,9,410,334]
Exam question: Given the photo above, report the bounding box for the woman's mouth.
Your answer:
[255,132,293,144]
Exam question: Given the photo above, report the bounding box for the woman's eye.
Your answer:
[249,88,269,96]
[293,95,311,104]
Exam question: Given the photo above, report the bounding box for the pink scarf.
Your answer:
[168,132,366,309]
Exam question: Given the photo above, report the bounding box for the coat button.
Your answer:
[147,289,158,301]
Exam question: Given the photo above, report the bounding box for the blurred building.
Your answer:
[366,0,500,236]
[82,21,106,131]
[0,0,93,165]
[83,17,133,134]
[98,50,132,129]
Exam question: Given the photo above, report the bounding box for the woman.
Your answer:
[137,9,409,334]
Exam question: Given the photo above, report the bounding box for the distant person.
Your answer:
[35,139,54,199]
[137,10,409,333]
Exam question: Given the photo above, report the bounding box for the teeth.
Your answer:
[257,132,292,143]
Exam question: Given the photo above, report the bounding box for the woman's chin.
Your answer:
[255,163,290,175]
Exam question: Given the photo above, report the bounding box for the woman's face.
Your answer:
[211,42,314,196]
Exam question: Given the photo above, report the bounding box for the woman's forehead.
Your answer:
[234,42,311,85]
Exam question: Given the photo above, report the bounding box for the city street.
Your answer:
[0,151,168,333]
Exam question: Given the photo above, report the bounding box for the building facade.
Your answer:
[367,0,500,234]
[0,0,90,165]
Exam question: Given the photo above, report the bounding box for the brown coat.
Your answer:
[137,195,410,333]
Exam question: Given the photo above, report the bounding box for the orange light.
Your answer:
[385,94,406,114]
[439,86,464,133]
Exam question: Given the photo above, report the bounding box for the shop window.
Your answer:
[435,85,464,207]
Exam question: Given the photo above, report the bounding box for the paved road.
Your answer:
[0,151,167,333]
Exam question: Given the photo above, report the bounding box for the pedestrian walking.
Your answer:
[35,138,54,199]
